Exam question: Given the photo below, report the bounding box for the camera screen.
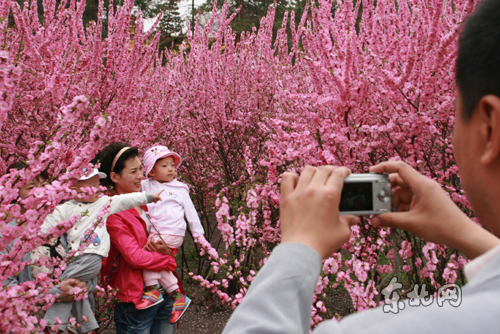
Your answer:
[339,182,373,212]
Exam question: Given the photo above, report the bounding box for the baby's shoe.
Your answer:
[169,289,191,324]
[137,288,164,309]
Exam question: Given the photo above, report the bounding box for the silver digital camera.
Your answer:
[339,173,392,216]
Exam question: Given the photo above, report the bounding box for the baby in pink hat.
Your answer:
[141,145,205,323]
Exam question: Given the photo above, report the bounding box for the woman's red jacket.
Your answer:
[100,206,177,306]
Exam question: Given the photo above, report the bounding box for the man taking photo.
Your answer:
[223,0,500,332]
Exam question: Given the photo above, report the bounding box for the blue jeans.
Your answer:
[114,294,175,334]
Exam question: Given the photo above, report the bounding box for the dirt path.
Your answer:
[175,303,233,334]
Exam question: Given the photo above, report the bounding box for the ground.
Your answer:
[175,303,233,334]
[174,280,233,334]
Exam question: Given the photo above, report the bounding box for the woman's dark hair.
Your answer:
[95,142,139,188]
[5,160,49,180]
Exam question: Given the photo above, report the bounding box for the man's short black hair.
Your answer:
[456,0,500,121]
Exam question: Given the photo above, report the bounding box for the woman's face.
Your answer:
[111,156,143,195]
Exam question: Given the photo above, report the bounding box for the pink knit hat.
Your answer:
[144,146,182,177]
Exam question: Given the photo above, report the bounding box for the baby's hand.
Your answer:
[152,190,164,203]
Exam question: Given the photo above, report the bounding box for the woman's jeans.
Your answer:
[114,293,175,334]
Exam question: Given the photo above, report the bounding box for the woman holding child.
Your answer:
[98,143,178,334]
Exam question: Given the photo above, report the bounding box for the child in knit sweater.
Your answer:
[41,168,162,333]
[141,145,205,323]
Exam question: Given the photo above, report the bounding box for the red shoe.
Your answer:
[136,289,164,309]
[169,292,191,324]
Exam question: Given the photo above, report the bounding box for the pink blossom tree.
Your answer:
[181,0,477,325]
[0,0,479,331]
[0,0,166,331]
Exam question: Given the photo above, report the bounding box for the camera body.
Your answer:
[339,173,392,216]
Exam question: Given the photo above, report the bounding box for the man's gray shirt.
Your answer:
[223,243,500,334]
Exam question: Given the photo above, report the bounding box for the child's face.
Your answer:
[18,174,47,215]
[149,156,176,182]
[73,175,101,203]
[19,174,47,199]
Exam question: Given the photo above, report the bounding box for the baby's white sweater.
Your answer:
[141,179,205,237]
[40,192,151,257]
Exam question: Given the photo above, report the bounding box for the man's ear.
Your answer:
[110,171,119,184]
[478,95,500,165]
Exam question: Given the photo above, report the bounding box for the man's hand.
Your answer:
[60,278,87,302]
[280,166,359,259]
[152,190,164,203]
[370,161,500,259]
[144,236,172,255]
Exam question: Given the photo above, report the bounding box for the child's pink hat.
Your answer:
[144,146,182,177]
